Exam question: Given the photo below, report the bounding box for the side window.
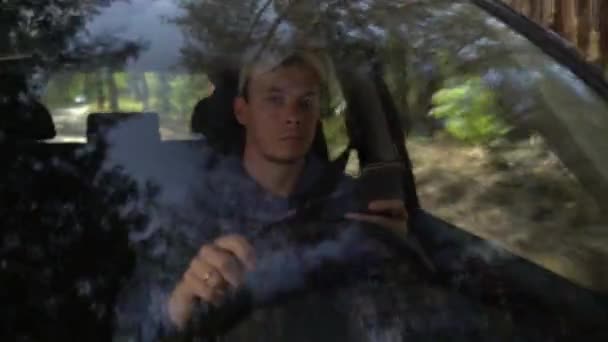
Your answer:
[382,4,608,291]
[321,83,360,177]
[41,71,212,141]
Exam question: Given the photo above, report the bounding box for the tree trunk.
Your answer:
[107,71,119,111]
[158,72,172,114]
[131,72,150,111]
[505,0,554,30]
[577,0,592,58]
[503,0,607,68]
[553,0,578,45]
[599,0,608,69]
[543,0,555,28]
[519,0,532,16]
[529,0,544,22]
[128,73,141,100]
[95,71,105,110]
[411,77,441,136]
[141,73,150,111]
[83,72,96,106]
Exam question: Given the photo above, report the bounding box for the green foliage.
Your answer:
[322,114,349,159]
[169,74,211,120]
[1,0,119,59]
[431,76,511,145]
[143,72,161,109]
[43,72,86,107]
[117,97,144,111]
[113,72,130,93]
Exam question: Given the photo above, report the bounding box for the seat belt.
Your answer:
[289,143,354,219]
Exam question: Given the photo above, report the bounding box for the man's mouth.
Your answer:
[280,135,304,141]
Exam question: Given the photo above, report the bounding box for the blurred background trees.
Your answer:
[501,0,608,70]
[32,0,607,146]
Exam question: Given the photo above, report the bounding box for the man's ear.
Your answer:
[234,96,248,125]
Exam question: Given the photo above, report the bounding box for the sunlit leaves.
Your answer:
[431,76,511,144]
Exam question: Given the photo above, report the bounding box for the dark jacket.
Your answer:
[111,143,534,342]
[111,145,379,342]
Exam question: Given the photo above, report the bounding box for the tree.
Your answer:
[130,72,151,111]
[59,35,148,110]
[173,0,269,73]
[0,0,122,66]
[577,0,592,57]
[529,0,545,23]
[501,0,608,70]
[95,70,106,110]
[107,71,119,111]
[157,72,172,114]
[1,0,148,114]
[553,0,578,45]
[600,0,608,69]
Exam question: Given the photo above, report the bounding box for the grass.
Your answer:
[409,135,608,291]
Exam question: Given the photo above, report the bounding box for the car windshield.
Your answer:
[2,0,608,341]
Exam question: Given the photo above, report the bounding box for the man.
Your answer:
[114,47,408,341]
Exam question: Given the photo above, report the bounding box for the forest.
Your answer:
[502,0,608,69]
[34,1,608,144]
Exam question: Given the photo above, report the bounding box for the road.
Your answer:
[49,104,91,142]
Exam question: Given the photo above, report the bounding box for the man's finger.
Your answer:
[186,259,228,306]
[346,212,397,227]
[200,245,244,288]
[190,281,225,307]
[184,272,216,303]
[209,289,227,307]
[368,200,407,217]
[214,235,256,271]
[345,212,408,238]
[189,258,227,291]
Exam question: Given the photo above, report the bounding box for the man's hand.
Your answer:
[345,199,408,238]
[168,234,256,329]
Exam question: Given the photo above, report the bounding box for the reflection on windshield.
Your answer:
[379,2,608,292]
[2,0,608,341]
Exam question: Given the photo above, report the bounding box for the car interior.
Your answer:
[0,63,340,340]
[3,1,608,338]
[3,55,608,340]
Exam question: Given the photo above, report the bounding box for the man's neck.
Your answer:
[242,148,305,198]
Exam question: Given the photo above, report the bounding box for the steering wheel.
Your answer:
[185,192,424,331]
[187,195,551,340]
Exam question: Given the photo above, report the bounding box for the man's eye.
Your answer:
[299,97,316,111]
[266,96,283,105]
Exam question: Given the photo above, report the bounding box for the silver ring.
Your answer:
[202,271,214,286]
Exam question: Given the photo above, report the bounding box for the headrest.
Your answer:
[86,112,160,143]
[191,71,242,154]
[0,98,56,141]
[191,70,239,135]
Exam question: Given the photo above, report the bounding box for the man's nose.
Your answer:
[283,101,301,126]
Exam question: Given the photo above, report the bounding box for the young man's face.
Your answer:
[235,62,321,164]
